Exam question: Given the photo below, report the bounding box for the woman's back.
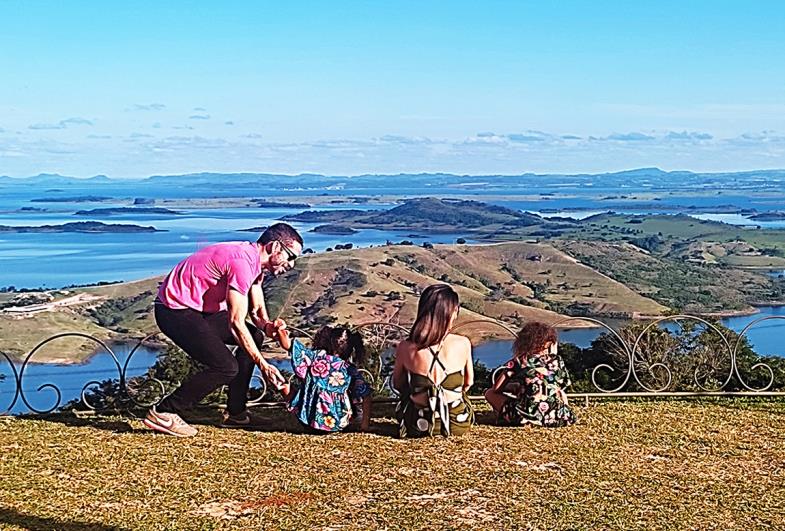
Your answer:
[394,333,475,437]
[400,333,471,383]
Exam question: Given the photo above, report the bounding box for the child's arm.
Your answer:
[391,342,409,393]
[555,355,572,404]
[360,395,372,432]
[555,355,572,388]
[277,328,292,351]
[463,339,475,391]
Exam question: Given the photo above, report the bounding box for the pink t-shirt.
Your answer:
[157,242,262,313]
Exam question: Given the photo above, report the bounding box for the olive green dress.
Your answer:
[395,346,475,437]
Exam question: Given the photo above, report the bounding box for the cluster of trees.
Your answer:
[86,291,154,329]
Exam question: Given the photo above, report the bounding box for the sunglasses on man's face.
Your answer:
[276,240,298,263]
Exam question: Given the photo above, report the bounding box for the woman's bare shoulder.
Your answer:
[395,339,417,356]
[444,333,471,349]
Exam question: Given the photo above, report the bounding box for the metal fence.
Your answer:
[2,315,784,415]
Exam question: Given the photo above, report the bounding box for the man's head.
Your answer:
[257,223,304,275]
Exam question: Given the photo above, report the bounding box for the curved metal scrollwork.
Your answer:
[553,317,633,393]
[732,315,782,392]
[120,332,169,408]
[18,333,122,414]
[353,321,409,398]
[2,312,784,415]
[0,349,21,415]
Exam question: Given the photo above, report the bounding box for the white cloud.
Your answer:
[29,117,93,130]
[130,103,166,111]
[665,131,713,141]
[605,132,655,142]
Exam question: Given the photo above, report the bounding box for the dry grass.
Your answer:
[1,242,664,360]
[2,400,784,530]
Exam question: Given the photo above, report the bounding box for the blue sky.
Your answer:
[1,1,784,177]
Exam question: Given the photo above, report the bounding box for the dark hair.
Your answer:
[312,325,367,366]
[408,284,459,349]
[258,223,303,247]
[513,322,557,359]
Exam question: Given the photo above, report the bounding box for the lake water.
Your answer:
[2,178,785,413]
[2,180,784,289]
[2,343,160,414]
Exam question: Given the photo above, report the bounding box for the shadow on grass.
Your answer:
[28,402,505,438]
[18,413,135,433]
[0,507,129,531]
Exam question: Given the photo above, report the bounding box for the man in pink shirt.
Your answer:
[143,223,303,437]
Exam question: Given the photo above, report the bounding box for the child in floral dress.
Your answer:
[484,321,576,427]
[276,325,372,432]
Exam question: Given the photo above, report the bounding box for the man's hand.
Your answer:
[259,361,285,389]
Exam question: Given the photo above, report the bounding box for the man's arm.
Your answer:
[248,279,286,337]
[227,288,284,387]
[248,279,269,326]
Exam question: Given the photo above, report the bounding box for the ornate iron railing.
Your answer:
[1,315,784,415]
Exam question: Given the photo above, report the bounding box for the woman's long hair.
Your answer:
[408,284,460,349]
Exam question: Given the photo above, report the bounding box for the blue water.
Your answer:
[2,343,160,414]
[472,306,785,369]
[2,178,784,289]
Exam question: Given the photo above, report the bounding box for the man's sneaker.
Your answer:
[142,407,198,437]
[220,409,265,430]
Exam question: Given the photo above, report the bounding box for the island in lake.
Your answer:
[0,221,163,233]
[254,199,311,209]
[310,224,358,235]
[30,196,113,203]
[74,207,183,216]
[749,212,785,221]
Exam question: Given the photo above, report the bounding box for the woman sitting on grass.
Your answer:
[276,325,372,432]
[485,321,576,428]
[393,284,475,437]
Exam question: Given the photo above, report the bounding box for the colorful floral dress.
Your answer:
[287,339,372,432]
[499,354,576,428]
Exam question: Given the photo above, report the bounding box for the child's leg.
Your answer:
[484,388,507,414]
[360,395,372,432]
[279,382,292,401]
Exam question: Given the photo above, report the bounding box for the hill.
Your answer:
[281,198,543,232]
[0,242,665,361]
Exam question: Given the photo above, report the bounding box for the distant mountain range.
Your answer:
[2,167,785,186]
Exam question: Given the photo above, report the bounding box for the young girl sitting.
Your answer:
[276,325,373,432]
[484,321,576,428]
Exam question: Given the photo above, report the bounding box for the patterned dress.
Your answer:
[500,354,576,427]
[287,339,372,432]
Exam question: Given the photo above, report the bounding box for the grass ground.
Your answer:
[2,400,784,530]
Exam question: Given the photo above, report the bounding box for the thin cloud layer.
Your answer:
[5,127,785,177]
